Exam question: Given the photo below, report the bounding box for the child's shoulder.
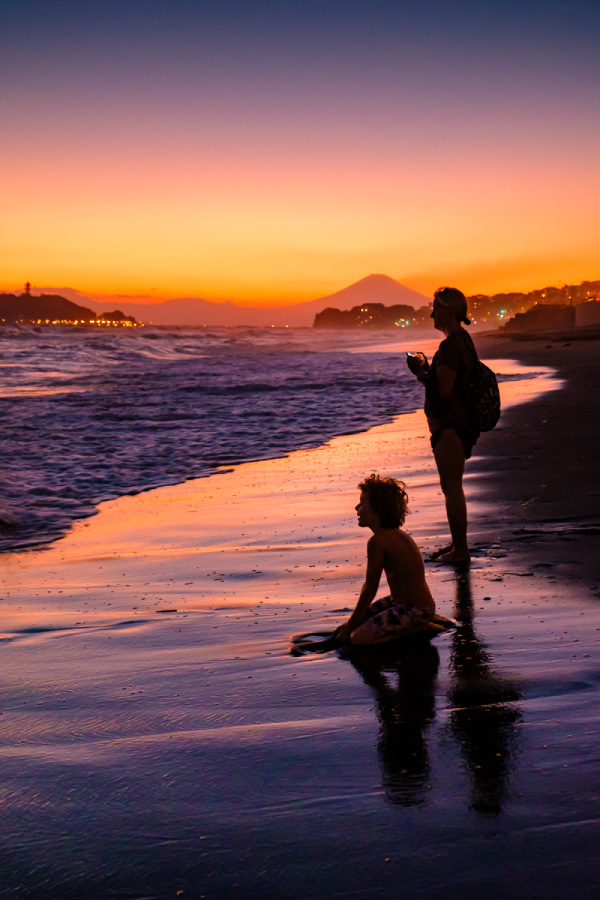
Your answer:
[378,527,419,553]
[369,527,404,547]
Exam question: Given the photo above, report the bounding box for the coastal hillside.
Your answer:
[0,293,136,325]
[314,302,427,329]
[0,293,97,324]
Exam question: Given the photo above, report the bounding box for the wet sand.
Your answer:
[1,336,599,899]
[474,332,600,578]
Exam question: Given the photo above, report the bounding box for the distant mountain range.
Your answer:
[30,275,431,327]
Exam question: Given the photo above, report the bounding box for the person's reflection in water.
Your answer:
[449,571,523,816]
[348,639,439,806]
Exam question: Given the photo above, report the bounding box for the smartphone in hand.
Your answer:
[406,351,428,375]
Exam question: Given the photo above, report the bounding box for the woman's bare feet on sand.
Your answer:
[427,544,453,561]
[435,547,471,565]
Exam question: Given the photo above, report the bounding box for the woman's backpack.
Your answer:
[470,359,501,431]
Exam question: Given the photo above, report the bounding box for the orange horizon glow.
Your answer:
[2,259,600,309]
[3,4,599,308]
[3,138,598,304]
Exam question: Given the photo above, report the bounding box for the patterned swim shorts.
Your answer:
[365,595,432,639]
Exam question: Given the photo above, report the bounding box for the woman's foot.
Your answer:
[427,543,453,561]
[435,548,471,565]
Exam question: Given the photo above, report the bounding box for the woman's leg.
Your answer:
[433,428,469,561]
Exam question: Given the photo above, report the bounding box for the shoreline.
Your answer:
[2,348,558,626]
[0,327,566,558]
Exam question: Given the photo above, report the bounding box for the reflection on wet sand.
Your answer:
[348,570,524,814]
[348,640,439,806]
[449,570,523,816]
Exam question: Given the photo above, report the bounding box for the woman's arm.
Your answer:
[435,363,457,399]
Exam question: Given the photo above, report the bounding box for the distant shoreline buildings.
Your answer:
[313,279,600,331]
[0,290,140,327]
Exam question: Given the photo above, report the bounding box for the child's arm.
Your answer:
[336,536,384,640]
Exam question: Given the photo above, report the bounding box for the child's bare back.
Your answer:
[372,528,435,616]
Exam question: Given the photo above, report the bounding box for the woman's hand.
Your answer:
[406,352,429,377]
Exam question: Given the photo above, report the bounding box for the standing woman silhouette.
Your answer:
[407,287,479,563]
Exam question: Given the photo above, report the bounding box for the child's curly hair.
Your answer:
[358,474,409,528]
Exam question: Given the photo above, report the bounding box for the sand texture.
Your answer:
[1,334,599,899]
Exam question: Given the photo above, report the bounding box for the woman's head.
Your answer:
[432,287,471,326]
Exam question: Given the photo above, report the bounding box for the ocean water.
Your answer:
[0,326,425,551]
[0,325,526,553]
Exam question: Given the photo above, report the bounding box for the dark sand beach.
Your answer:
[475,332,600,576]
[1,332,599,899]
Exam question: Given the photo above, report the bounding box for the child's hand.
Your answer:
[333,623,352,643]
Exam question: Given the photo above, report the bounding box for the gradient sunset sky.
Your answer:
[2,0,599,305]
